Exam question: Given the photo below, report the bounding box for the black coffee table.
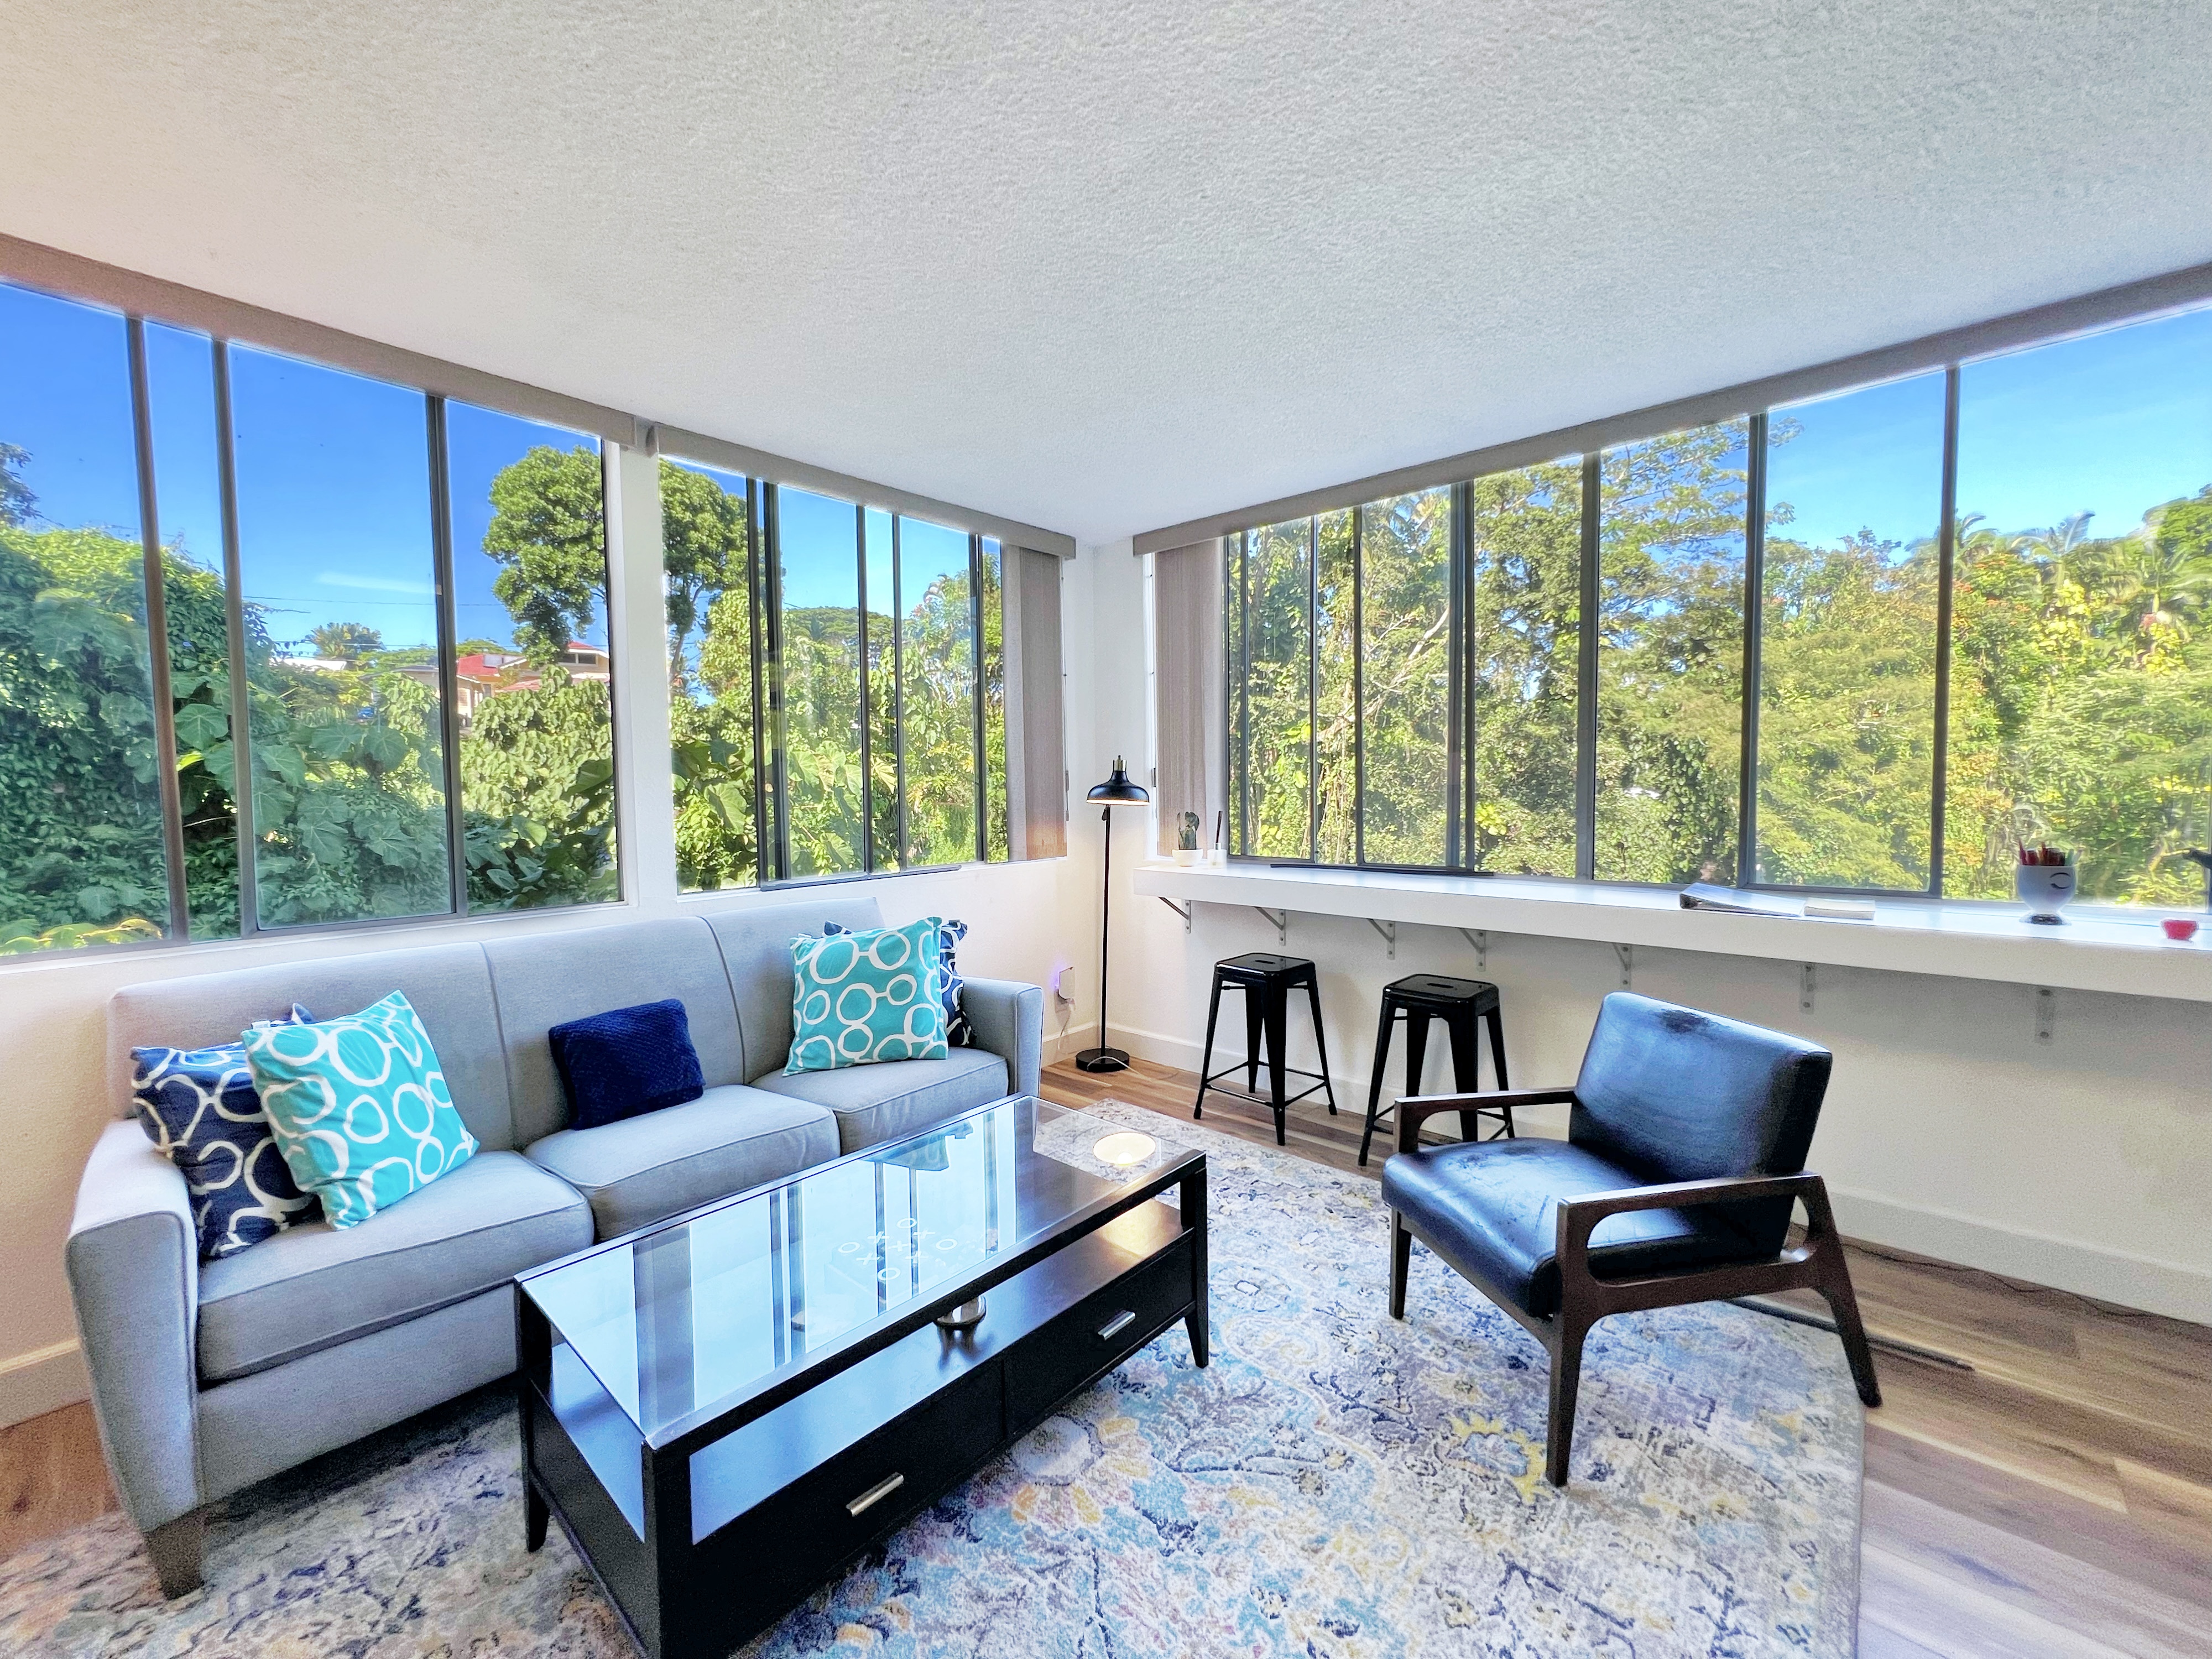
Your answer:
[514,1094,1207,1658]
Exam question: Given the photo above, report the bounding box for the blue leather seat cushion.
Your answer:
[1381,1138,1764,1318]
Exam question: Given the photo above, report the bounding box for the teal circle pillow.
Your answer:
[785,916,949,1073]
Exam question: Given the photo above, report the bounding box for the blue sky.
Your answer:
[7,281,2208,648]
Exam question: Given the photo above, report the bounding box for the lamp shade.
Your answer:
[1086,755,1151,805]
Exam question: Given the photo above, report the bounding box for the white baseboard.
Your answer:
[1101,1020,2208,1324]
[0,1338,88,1428]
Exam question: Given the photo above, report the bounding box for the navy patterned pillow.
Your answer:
[824,919,972,1046]
[131,1005,322,1260]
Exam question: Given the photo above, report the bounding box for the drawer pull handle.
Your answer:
[846,1473,905,1517]
[1097,1310,1137,1341]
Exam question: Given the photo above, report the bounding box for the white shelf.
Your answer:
[1130,862,2212,1004]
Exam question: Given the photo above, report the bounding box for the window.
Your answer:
[665,459,760,892]
[1220,297,2212,906]
[0,283,169,954]
[1756,374,1945,890]
[665,460,1017,887]
[1,277,627,954]
[1950,308,2212,905]
[445,401,617,913]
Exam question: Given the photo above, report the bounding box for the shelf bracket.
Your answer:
[1256,907,1287,946]
[1614,943,1633,989]
[1801,963,1815,1013]
[1459,928,1489,971]
[1159,898,1192,934]
[2036,987,2055,1044]
[1368,918,1397,959]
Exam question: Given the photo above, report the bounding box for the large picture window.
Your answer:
[1,279,624,954]
[1223,300,2212,906]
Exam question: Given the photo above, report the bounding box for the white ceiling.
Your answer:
[7,3,2210,546]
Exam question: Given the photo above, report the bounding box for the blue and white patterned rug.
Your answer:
[1,1102,1861,1657]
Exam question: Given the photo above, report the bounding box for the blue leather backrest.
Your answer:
[1570,993,1832,1246]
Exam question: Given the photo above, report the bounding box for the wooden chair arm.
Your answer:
[1555,1171,1837,1280]
[1394,1088,1578,1155]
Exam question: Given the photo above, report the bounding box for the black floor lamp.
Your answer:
[1076,756,1151,1073]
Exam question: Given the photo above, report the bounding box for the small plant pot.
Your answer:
[1173,848,1200,866]
[2016,863,2075,924]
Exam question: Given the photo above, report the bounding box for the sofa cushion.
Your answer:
[702,898,885,1082]
[484,917,748,1147]
[785,917,949,1073]
[550,999,706,1130]
[525,1084,839,1238]
[1380,1137,1762,1319]
[195,1149,591,1383]
[750,1048,1009,1154]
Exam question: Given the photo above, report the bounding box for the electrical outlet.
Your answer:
[1050,964,1077,1000]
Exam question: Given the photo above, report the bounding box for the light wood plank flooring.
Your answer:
[4,1057,2204,1657]
[1043,1055,2212,1659]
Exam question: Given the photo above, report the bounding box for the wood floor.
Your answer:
[1044,1056,2212,1659]
[3,1057,2204,1657]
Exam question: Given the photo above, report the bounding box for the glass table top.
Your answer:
[520,1096,1193,1443]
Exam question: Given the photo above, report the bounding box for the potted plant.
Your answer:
[2015,843,2076,924]
[1174,811,1202,865]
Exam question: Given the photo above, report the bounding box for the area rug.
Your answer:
[0,1101,1863,1657]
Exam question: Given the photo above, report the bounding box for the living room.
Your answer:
[2,6,2207,1656]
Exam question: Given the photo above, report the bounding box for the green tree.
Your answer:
[309,621,383,664]
[481,445,606,666]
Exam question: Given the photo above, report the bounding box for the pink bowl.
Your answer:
[2163,918,2200,941]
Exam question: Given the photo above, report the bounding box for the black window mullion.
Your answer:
[1930,366,1960,898]
[969,533,987,864]
[763,482,790,883]
[891,515,907,867]
[212,340,260,935]
[427,395,466,916]
[1574,453,1600,881]
[1737,413,1767,887]
[126,317,192,941]
[856,503,873,873]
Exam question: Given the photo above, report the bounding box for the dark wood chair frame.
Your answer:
[1386,1088,1883,1488]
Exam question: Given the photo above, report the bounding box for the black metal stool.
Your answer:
[1194,953,1339,1146]
[1360,973,1512,1166]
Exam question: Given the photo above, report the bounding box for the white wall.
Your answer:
[1083,539,2211,1323]
[0,453,1113,1427]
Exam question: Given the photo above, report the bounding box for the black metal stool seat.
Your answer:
[1194,953,1339,1146]
[1361,972,1512,1166]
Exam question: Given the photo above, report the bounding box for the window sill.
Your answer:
[1129,862,2212,1004]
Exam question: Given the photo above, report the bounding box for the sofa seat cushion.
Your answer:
[196,1150,591,1384]
[1380,1137,1761,1319]
[749,1048,1009,1154]
[525,1085,838,1239]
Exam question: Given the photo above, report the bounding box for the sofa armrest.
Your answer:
[65,1120,201,1534]
[961,978,1043,1096]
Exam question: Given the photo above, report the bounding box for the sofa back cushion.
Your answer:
[484,917,745,1146]
[703,897,885,1082]
[109,942,518,1151]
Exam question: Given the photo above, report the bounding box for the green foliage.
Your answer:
[481,445,606,666]
[309,622,383,664]
[463,671,618,911]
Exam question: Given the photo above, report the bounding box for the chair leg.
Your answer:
[1814,1240,1884,1408]
[147,1509,205,1599]
[1360,1003,1397,1166]
[1193,975,1225,1120]
[1263,985,1289,1145]
[1389,1209,1412,1319]
[1445,1006,1483,1141]
[1403,1011,1432,1136]
[1244,987,1264,1094]
[1545,1317,1590,1488]
[1484,1004,1511,1091]
[1303,974,1337,1115]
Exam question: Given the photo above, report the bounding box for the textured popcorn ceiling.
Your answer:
[6,3,2210,545]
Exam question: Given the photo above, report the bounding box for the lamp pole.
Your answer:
[1077,755,1149,1073]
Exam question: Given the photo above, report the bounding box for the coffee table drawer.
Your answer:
[1006,1230,1194,1427]
[701,1357,1002,1587]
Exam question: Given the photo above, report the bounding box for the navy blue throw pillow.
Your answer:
[131,1004,322,1260]
[550,999,706,1130]
[825,918,972,1045]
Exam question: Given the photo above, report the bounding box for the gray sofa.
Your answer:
[66,897,1042,1596]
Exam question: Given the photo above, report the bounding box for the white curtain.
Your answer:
[1152,541,1224,855]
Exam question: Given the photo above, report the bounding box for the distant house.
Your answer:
[393,643,609,731]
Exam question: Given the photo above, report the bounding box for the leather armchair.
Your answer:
[1380,992,1880,1486]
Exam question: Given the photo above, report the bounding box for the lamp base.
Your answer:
[1074,1046,1131,1073]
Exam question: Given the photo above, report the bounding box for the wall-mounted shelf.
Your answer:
[1130,862,2212,1005]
